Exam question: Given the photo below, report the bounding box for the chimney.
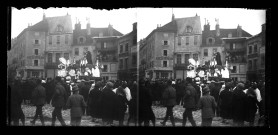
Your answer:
[204,22,210,33]
[43,13,46,20]
[133,22,137,31]
[75,22,81,31]
[237,24,242,37]
[87,23,91,35]
[108,24,113,36]
[216,24,220,36]
[215,18,220,36]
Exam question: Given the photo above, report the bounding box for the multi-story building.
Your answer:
[117,23,137,81]
[201,22,252,66]
[246,23,265,81]
[141,14,201,80]
[44,14,73,79]
[173,15,202,80]
[139,38,147,79]
[222,35,251,82]
[94,36,121,81]
[72,21,123,80]
[8,18,48,79]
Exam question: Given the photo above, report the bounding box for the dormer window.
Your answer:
[56,24,64,32]
[185,26,193,33]
[78,36,86,44]
[206,37,215,45]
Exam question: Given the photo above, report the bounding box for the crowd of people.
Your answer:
[139,77,266,127]
[8,76,267,127]
[8,76,138,126]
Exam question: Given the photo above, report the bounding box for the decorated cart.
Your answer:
[57,51,102,83]
[185,51,230,83]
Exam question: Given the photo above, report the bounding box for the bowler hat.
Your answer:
[71,86,79,92]
[203,87,210,94]
[106,82,114,88]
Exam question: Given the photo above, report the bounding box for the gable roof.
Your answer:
[73,27,123,44]
[46,15,73,34]
[202,28,252,45]
[146,15,202,39]
[176,16,202,35]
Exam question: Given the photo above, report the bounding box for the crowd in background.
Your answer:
[8,76,267,127]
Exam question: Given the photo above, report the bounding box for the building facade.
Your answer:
[222,37,250,82]
[94,36,120,81]
[44,14,73,79]
[246,23,265,81]
[117,23,137,81]
[174,15,202,80]
[8,18,48,79]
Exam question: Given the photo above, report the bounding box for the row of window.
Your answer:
[176,54,198,64]
[47,53,69,63]
[48,35,69,45]
[119,58,129,69]
[119,43,129,54]
[248,44,258,54]
[177,36,198,46]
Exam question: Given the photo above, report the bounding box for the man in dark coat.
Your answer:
[10,79,25,126]
[219,82,233,123]
[161,80,177,126]
[246,86,258,126]
[88,82,103,121]
[175,80,185,106]
[116,85,128,126]
[138,79,156,126]
[30,79,46,126]
[51,76,67,126]
[100,82,118,126]
[182,77,198,126]
[66,86,87,126]
[127,81,138,126]
[231,83,248,126]
[197,87,217,126]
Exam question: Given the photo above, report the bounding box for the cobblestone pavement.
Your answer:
[11,104,260,127]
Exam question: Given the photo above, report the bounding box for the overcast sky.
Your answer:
[137,8,266,40]
[11,7,137,38]
[12,8,266,41]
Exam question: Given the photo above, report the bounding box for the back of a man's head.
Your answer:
[186,77,192,84]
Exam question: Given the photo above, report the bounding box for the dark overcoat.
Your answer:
[138,85,155,121]
[66,93,87,117]
[231,88,248,121]
[31,85,46,106]
[183,83,198,109]
[87,87,102,118]
[219,88,233,119]
[100,87,119,121]
[51,82,68,107]
[197,94,217,118]
[162,86,177,107]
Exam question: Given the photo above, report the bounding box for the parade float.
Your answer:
[186,51,230,82]
[57,51,102,82]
